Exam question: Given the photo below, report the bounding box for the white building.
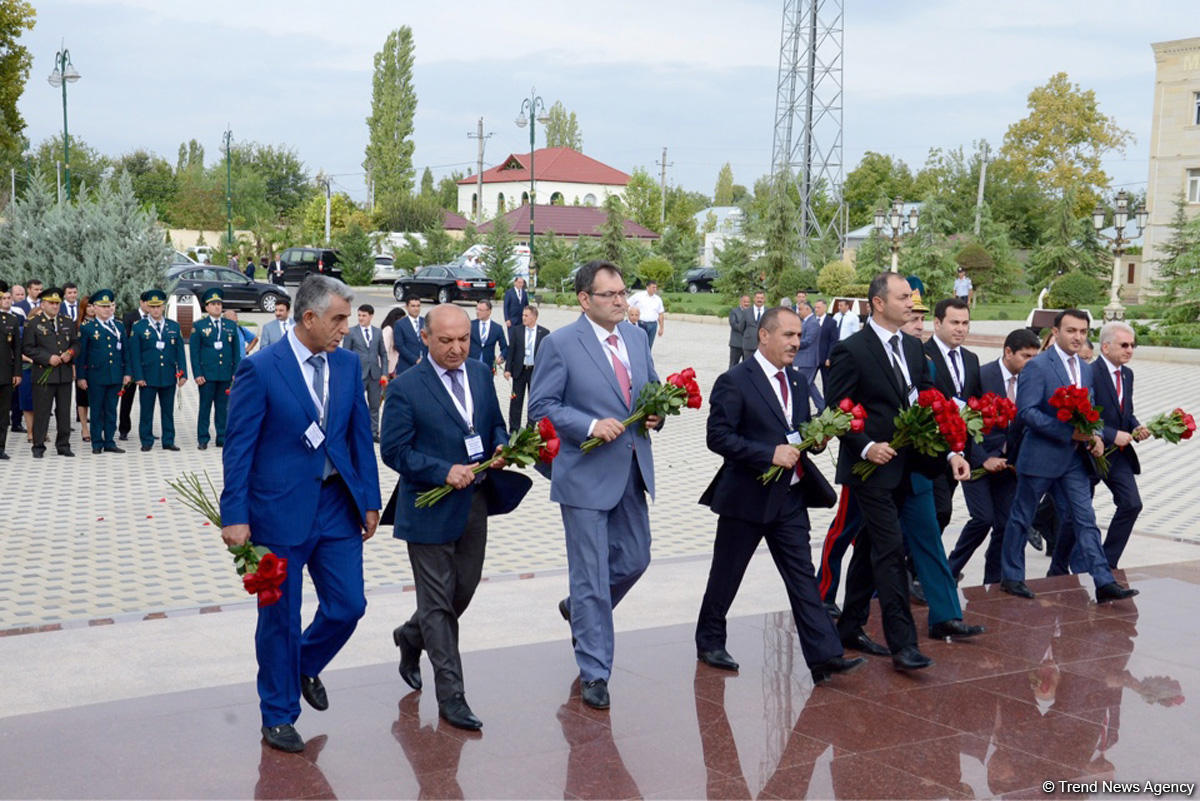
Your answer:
[457,147,629,222]
[691,206,745,266]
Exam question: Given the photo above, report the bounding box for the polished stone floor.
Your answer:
[1,563,1197,800]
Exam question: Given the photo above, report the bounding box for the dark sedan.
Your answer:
[685,267,719,293]
[167,265,290,312]
[393,265,496,304]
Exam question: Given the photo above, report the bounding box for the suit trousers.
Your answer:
[197,380,231,444]
[835,478,918,652]
[362,377,382,437]
[255,477,365,726]
[949,469,1016,584]
[728,347,744,370]
[0,383,11,450]
[509,368,532,431]
[817,487,863,604]
[32,380,72,452]
[1000,462,1114,589]
[795,366,823,413]
[88,382,121,450]
[118,376,136,435]
[560,460,652,682]
[399,491,488,704]
[1049,459,1141,573]
[696,493,842,667]
[899,474,962,627]
[138,384,177,448]
[931,473,958,533]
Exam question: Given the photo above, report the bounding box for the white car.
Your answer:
[372,255,409,283]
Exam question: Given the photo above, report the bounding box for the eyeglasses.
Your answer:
[1114,342,1136,350]
[589,290,628,301]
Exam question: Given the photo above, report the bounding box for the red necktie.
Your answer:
[606,335,632,407]
[1114,369,1123,411]
[775,370,804,479]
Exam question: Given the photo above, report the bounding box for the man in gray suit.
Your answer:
[742,291,766,362]
[529,260,662,711]
[791,301,824,413]
[257,299,293,350]
[342,303,389,440]
[727,295,750,369]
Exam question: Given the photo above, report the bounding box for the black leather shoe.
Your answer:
[0,450,8,460]
[58,448,75,457]
[892,646,934,672]
[261,724,305,753]
[1096,582,1139,603]
[823,601,842,618]
[908,575,928,606]
[580,679,610,709]
[930,619,986,640]
[1000,579,1035,599]
[103,446,125,454]
[841,630,890,657]
[12,423,25,432]
[118,432,128,441]
[163,444,180,451]
[198,443,208,450]
[1027,528,1045,551]
[141,445,152,452]
[438,693,482,730]
[300,675,328,711]
[31,449,43,458]
[697,648,739,671]
[558,598,571,621]
[810,655,866,684]
[392,626,422,691]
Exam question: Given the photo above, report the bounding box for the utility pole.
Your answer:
[973,140,989,236]
[656,147,672,225]
[56,161,62,203]
[10,167,15,201]
[322,175,332,244]
[468,117,492,224]
[223,127,233,248]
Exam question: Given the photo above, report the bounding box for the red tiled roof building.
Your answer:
[457,147,630,222]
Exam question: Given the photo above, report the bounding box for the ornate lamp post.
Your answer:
[47,47,82,201]
[223,128,233,249]
[1092,189,1147,322]
[515,88,548,284]
[872,197,919,273]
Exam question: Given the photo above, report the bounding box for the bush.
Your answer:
[1045,270,1105,309]
[817,261,856,296]
[636,255,675,288]
[772,266,820,302]
[538,258,572,291]
[393,250,421,272]
[843,283,870,298]
[334,223,375,286]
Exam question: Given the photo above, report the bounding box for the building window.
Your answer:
[1195,92,1200,125]
[1127,263,1135,284]
[1188,169,1200,203]
[471,193,478,217]
[497,193,506,214]
[550,191,564,205]
[583,193,597,206]
[521,191,529,206]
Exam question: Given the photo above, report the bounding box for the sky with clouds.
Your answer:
[16,0,1196,204]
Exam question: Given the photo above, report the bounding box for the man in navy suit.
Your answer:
[529,260,662,710]
[791,301,823,412]
[381,304,531,730]
[696,306,864,684]
[813,299,838,388]
[997,309,1138,603]
[469,299,507,371]
[502,276,529,331]
[1050,321,1148,572]
[221,275,382,754]
[504,305,550,432]
[392,297,426,373]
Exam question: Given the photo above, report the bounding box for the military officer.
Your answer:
[0,282,22,459]
[189,288,240,449]
[22,287,80,458]
[77,289,131,455]
[129,289,187,452]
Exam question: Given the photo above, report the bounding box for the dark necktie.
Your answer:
[948,349,962,396]
[888,335,909,404]
[308,354,326,421]
[447,368,467,413]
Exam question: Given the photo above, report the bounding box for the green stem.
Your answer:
[580,409,648,453]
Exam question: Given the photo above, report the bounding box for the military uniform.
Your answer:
[129,290,187,451]
[189,288,241,448]
[21,290,80,457]
[77,289,130,454]
[0,295,20,458]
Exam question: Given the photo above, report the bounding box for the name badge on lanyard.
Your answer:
[464,430,485,462]
[786,430,803,445]
[156,341,166,351]
[213,340,223,351]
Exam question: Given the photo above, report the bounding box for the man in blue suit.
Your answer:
[503,276,529,331]
[791,301,823,413]
[468,299,507,371]
[1050,321,1148,572]
[380,304,531,730]
[813,299,837,387]
[221,275,381,754]
[529,260,661,710]
[997,309,1138,603]
[392,297,426,373]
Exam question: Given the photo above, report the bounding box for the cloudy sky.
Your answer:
[16,0,1195,204]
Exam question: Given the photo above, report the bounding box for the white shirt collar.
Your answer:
[932,334,957,361]
[1052,343,1082,385]
[867,316,902,349]
[586,314,621,345]
[998,358,1016,386]
[1100,354,1121,376]
[287,326,321,365]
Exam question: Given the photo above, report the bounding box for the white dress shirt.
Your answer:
[585,317,632,436]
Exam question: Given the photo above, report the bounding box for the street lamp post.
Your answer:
[515,88,548,285]
[872,197,918,273]
[46,48,81,201]
[1092,189,1147,322]
[223,128,233,249]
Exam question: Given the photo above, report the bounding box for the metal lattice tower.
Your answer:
[770,0,846,268]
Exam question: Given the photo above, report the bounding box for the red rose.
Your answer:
[225,388,231,396]
[967,397,981,411]
[686,393,702,409]
[1184,429,1194,440]
[257,587,283,608]
[851,404,866,420]
[932,400,945,413]
[849,418,865,433]
[838,398,854,413]
[680,367,696,381]
[1085,409,1099,423]
[243,571,269,595]
[537,417,557,441]
[256,553,287,584]
[666,373,682,387]
[538,437,561,463]
[1057,409,1072,422]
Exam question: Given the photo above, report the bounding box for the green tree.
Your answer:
[843,151,914,228]
[713,237,759,300]
[236,142,312,219]
[484,216,516,291]
[176,139,205,173]
[544,101,582,150]
[31,134,107,197]
[599,195,626,263]
[1151,195,1200,323]
[636,255,673,287]
[437,171,462,210]
[714,162,734,206]
[302,191,358,243]
[113,149,177,214]
[1045,270,1104,309]
[760,175,799,289]
[898,195,957,300]
[419,166,435,198]
[372,192,441,233]
[0,0,35,163]
[1025,191,1109,290]
[853,228,890,279]
[364,27,417,202]
[334,223,375,285]
[817,261,856,296]
[622,167,662,232]
[656,220,700,280]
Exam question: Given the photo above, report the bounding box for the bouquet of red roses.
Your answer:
[580,367,702,453]
[759,398,865,484]
[963,393,1019,480]
[852,389,964,480]
[1048,385,1109,475]
[415,418,561,507]
[1103,407,1196,464]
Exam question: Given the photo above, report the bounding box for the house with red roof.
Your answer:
[457,147,630,221]
[476,204,659,246]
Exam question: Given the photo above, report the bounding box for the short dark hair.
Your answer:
[63,282,77,291]
[275,297,290,310]
[1053,308,1089,328]
[759,306,800,335]
[1003,328,1041,353]
[476,298,492,309]
[867,272,899,307]
[646,279,657,287]
[575,260,623,295]
[358,303,375,316]
[28,279,42,288]
[933,297,969,321]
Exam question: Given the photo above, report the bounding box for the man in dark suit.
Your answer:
[117,296,148,441]
[380,304,531,730]
[791,301,823,412]
[825,272,969,671]
[269,255,286,285]
[949,327,1040,584]
[221,275,381,753]
[923,297,982,533]
[741,291,766,362]
[59,283,81,323]
[997,309,1138,603]
[1050,322,1148,573]
[504,305,549,432]
[727,295,750,369]
[0,282,21,459]
[696,306,864,684]
[342,303,389,440]
[813,299,838,388]
[469,299,507,371]
[502,276,529,331]
[392,297,426,374]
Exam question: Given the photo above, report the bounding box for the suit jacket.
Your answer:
[258,319,289,350]
[968,359,1024,470]
[529,315,657,510]
[0,311,20,383]
[59,302,81,323]
[129,317,187,385]
[741,306,767,351]
[699,359,836,523]
[188,315,241,381]
[792,314,821,370]
[77,317,129,385]
[392,314,426,373]
[379,358,531,543]
[1013,348,1097,479]
[220,342,381,547]
[122,309,144,337]
[816,314,838,364]
[922,338,981,401]
[469,318,507,369]
[503,287,529,329]
[727,307,746,348]
[506,324,550,380]
[22,312,80,384]
[1091,358,1141,475]
[825,324,938,489]
[342,325,388,381]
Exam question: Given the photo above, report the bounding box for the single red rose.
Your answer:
[1085,409,1099,423]
[849,418,865,433]
[684,379,700,395]
[838,398,854,413]
[967,397,981,411]
[685,393,702,409]
[932,400,945,414]
[243,572,268,595]
[1183,429,1194,440]
[537,417,557,441]
[257,587,283,608]
[680,367,696,381]
[256,553,287,584]
[666,373,682,386]
[851,404,866,420]
[225,388,231,396]
[1057,409,1072,422]
[538,437,561,463]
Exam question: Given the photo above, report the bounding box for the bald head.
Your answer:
[425,303,470,335]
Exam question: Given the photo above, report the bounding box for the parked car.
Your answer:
[685,267,719,293]
[166,264,290,312]
[278,247,343,283]
[372,255,409,284]
[392,264,496,304]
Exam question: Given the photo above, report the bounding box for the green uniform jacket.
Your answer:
[0,311,20,383]
[21,312,80,384]
[77,317,129,386]
[130,317,187,385]
[189,316,240,382]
